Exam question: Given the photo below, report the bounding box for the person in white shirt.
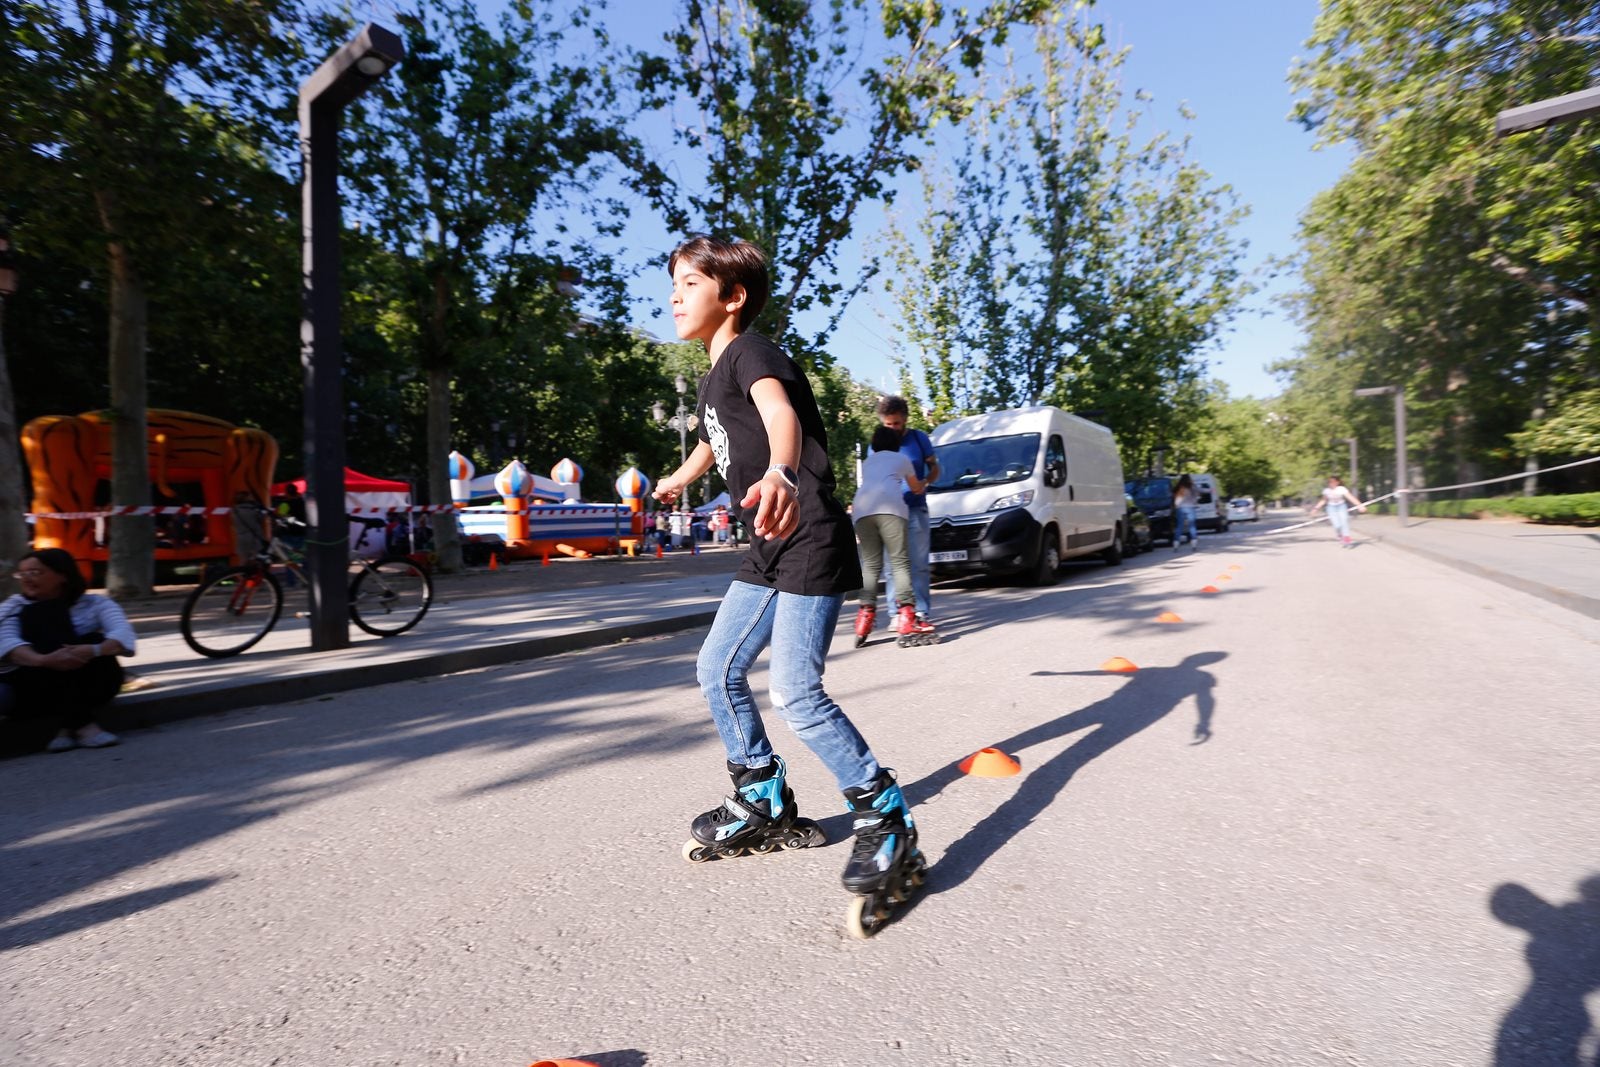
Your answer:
[0,548,137,752]
[852,426,930,645]
[1308,475,1365,547]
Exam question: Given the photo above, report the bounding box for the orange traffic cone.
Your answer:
[1201,584,1221,593]
[1155,611,1183,623]
[488,552,499,571]
[541,552,551,567]
[1216,574,1232,581]
[1228,564,1242,571]
[530,1060,600,1067]
[1100,656,1138,673]
[958,747,1021,777]
[655,543,664,559]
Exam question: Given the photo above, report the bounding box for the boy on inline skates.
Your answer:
[653,235,924,936]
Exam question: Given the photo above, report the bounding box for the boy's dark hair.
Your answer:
[667,235,770,331]
[22,548,87,604]
[875,395,909,418]
[870,426,901,453]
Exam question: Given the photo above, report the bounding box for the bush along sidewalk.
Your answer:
[1370,492,1600,525]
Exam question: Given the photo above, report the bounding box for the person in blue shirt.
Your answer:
[875,395,940,631]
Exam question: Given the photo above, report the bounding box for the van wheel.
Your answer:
[1102,526,1124,566]
[1027,528,1060,586]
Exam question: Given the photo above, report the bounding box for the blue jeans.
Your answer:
[884,505,931,615]
[1175,506,1198,545]
[1326,503,1351,538]
[696,580,879,792]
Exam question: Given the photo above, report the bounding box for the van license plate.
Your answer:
[929,550,967,563]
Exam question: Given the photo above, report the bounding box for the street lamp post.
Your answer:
[0,228,29,594]
[299,23,403,652]
[1354,386,1408,523]
[673,374,689,466]
[1335,437,1358,490]
[1495,85,1600,137]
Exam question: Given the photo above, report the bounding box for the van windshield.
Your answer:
[929,434,1040,491]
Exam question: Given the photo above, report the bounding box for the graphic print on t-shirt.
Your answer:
[704,405,730,478]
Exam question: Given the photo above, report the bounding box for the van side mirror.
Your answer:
[1045,460,1065,488]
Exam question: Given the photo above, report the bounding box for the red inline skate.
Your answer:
[853,604,876,648]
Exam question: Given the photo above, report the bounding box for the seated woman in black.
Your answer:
[0,548,137,752]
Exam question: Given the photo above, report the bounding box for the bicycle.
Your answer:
[179,504,433,658]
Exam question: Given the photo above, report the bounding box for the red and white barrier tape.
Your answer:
[25,502,635,520]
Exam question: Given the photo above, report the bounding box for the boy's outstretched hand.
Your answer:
[741,473,798,541]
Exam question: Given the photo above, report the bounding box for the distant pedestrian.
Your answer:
[851,425,930,646]
[709,504,731,545]
[1172,474,1199,551]
[1308,475,1365,548]
[875,395,940,629]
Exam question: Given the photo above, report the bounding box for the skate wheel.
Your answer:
[681,839,713,863]
[846,895,880,940]
[855,636,867,648]
[751,840,779,855]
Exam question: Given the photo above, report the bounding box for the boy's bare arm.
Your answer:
[655,441,716,504]
[744,377,802,540]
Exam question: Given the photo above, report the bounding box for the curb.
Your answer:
[1375,537,1600,620]
[110,609,720,730]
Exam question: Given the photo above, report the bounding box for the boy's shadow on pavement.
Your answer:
[893,651,1225,898]
[1490,874,1600,1066]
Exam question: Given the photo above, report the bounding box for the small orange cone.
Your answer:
[1216,574,1232,581]
[958,747,1021,777]
[488,552,499,571]
[1201,584,1221,593]
[1100,656,1138,673]
[655,543,664,559]
[530,1060,600,1067]
[1155,611,1183,623]
[541,552,551,567]
[1228,564,1242,571]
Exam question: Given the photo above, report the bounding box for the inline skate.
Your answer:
[841,768,927,938]
[853,604,876,648]
[895,605,939,647]
[681,755,826,862]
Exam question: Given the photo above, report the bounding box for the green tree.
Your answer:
[884,13,1252,473]
[1,0,301,596]
[1283,0,1599,494]
[336,0,668,570]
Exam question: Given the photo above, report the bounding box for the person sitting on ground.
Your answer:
[0,548,137,752]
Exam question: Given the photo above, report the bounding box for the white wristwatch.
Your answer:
[765,464,798,490]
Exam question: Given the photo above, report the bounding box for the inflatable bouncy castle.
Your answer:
[454,454,645,558]
[22,409,278,571]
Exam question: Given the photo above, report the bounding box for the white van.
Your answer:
[925,407,1127,585]
[1187,472,1230,533]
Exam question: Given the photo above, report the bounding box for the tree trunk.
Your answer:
[99,191,153,598]
[427,364,462,572]
[0,301,31,596]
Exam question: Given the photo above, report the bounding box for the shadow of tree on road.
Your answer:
[900,651,1225,898]
[1490,873,1600,1066]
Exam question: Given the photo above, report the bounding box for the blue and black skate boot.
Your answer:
[682,756,826,863]
[841,768,927,938]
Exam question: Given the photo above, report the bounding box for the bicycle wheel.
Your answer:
[181,566,284,658]
[349,556,432,637]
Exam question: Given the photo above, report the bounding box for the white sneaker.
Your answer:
[46,734,77,753]
[76,730,120,749]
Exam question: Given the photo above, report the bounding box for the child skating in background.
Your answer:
[652,235,924,934]
[1309,474,1365,547]
[852,425,931,647]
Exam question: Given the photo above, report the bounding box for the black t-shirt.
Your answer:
[697,333,862,596]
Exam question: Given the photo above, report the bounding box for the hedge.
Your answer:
[1369,492,1600,526]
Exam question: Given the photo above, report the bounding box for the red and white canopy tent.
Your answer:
[273,467,411,515]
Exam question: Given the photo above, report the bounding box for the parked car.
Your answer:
[927,406,1128,585]
[1126,476,1175,546]
[1228,497,1259,522]
[1124,495,1154,553]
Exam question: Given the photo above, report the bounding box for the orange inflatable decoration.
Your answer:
[22,409,278,573]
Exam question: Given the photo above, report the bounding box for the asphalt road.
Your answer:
[3,519,1596,1067]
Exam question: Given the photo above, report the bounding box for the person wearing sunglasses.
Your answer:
[0,548,137,752]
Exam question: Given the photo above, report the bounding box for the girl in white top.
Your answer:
[852,426,928,641]
[1308,475,1365,547]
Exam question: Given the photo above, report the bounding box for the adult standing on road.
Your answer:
[1309,475,1365,548]
[1173,474,1199,552]
[876,396,940,630]
[0,548,135,752]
